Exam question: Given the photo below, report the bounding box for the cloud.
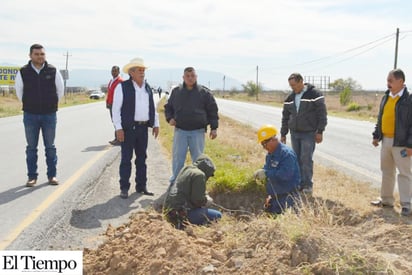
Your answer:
[1,0,412,89]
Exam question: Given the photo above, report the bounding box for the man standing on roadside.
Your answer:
[106,65,123,145]
[371,69,412,216]
[164,67,219,185]
[280,73,327,194]
[112,57,159,199]
[14,43,64,187]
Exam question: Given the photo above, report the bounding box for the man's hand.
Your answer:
[152,127,159,138]
[254,169,266,180]
[116,129,124,142]
[205,194,214,207]
[169,118,176,126]
[210,129,217,139]
[280,136,286,144]
[372,139,379,147]
[315,133,323,144]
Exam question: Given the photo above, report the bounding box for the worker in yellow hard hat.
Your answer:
[254,125,301,214]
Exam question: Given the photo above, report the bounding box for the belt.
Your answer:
[134,121,148,125]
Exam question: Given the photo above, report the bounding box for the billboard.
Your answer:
[0,66,20,85]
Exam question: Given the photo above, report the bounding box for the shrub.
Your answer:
[346,102,361,112]
[339,87,352,106]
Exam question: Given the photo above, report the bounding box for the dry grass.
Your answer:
[220,91,385,122]
[0,94,21,117]
[0,92,103,117]
[153,100,412,274]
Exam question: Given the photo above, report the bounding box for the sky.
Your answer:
[1,0,412,90]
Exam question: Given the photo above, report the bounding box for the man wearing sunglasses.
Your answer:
[254,125,301,214]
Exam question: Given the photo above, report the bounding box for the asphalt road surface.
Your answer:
[0,97,381,250]
[216,98,381,186]
[0,100,170,250]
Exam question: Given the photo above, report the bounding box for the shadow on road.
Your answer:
[82,145,110,152]
[0,183,50,205]
[70,193,155,229]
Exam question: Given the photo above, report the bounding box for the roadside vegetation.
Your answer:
[83,101,412,274]
[0,92,104,118]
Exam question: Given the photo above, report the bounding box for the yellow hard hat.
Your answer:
[257,125,278,143]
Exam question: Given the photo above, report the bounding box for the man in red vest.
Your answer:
[106,66,124,145]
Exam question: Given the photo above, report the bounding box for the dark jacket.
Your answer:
[281,84,327,136]
[120,79,155,130]
[20,61,58,114]
[164,155,215,210]
[164,83,219,131]
[372,87,412,147]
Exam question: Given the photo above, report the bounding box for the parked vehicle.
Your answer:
[89,90,105,99]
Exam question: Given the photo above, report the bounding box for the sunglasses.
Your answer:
[261,137,273,148]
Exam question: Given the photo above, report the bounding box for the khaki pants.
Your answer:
[380,137,412,208]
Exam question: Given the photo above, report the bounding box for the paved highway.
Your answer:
[216,98,381,186]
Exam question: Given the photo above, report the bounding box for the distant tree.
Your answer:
[330,78,361,106]
[242,81,261,97]
[100,84,108,93]
[329,78,362,92]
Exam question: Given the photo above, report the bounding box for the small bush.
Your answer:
[339,87,352,106]
[346,102,360,112]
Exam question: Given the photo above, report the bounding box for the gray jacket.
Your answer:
[164,155,215,210]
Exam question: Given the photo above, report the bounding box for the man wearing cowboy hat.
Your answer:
[112,57,159,199]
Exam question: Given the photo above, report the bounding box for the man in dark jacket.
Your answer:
[281,73,327,194]
[164,67,219,185]
[163,154,222,229]
[371,69,412,216]
[14,44,64,187]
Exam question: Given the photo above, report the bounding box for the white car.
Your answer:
[89,90,105,99]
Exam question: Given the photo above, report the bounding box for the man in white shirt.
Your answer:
[14,43,64,187]
[112,57,159,199]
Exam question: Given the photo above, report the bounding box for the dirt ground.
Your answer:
[82,93,412,274]
[83,190,412,274]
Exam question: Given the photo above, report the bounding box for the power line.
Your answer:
[264,32,396,72]
[296,33,394,66]
[301,35,394,73]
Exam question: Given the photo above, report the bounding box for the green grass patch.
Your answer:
[157,100,264,194]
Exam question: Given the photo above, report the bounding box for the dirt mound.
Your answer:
[83,203,411,274]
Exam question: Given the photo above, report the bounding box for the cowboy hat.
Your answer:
[122,57,148,73]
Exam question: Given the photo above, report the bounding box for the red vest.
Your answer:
[106,76,124,105]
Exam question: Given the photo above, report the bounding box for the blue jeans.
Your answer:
[170,128,205,183]
[23,112,57,180]
[266,192,299,214]
[290,131,316,189]
[119,125,148,192]
[187,208,222,225]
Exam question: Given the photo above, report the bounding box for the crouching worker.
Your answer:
[254,125,301,214]
[163,154,222,229]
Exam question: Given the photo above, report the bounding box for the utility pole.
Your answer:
[256,65,259,101]
[63,51,71,103]
[223,75,225,93]
[394,27,399,69]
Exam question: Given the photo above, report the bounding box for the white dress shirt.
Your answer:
[389,87,405,98]
[112,80,159,130]
[14,62,64,101]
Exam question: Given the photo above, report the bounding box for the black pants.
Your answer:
[119,125,148,192]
